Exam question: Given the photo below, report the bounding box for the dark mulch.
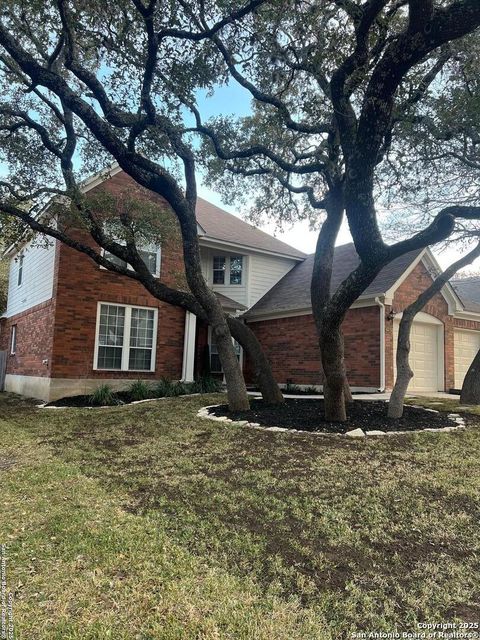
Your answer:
[45,392,132,408]
[209,398,459,434]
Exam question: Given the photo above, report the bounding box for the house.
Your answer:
[0,166,479,401]
[244,245,480,393]
[0,167,304,401]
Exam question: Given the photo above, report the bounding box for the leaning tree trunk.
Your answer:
[228,317,284,405]
[387,240,480,418]
[460,347,480,405]
[388,310,415,418]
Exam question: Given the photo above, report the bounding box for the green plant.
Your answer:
[128,380,151,402]
[89,384,119,406]
[304,386,319,395]
[198,375,222,393]
[154,377,173,397]
[285,382,301,394]
[170,382,187,397]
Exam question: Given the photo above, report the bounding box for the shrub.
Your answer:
[170,382,187,396]
[198,375,222,393]
[285,382,302,394]
[154,377,173,397]
[128,380,151,402]
[89,384,119,406]
[304,386,319,395]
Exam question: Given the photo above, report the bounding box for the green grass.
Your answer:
[1,392,480,638]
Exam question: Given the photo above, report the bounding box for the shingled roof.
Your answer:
[244,243,424,318]
[451,277,480,313]
[195,198,306,259]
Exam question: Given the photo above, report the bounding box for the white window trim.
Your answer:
[212,254,244,286]
[100,245,162,278]
[93,301,158,372]
[10,325,17,355]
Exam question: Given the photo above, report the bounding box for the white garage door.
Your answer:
[394,320,440,393]
[454,329,480,389]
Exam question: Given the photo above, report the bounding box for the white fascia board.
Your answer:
[245,296,379,322]
[80,163,122,194]
[383,249,426,304]
[452,310,480,322]
[199,237,305,261]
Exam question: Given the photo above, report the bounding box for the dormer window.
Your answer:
[212,255,243,285]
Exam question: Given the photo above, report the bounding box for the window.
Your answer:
[209,330,241,374]
[10,325,17,355]
[103,244,160,277]
[229,256,243,285]
[95,303,157,371]
[17,253,24,286]
[212,255,244,286]
[213,256,226,284]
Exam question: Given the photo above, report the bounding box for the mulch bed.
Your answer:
[209,398,461,434]
[46,392,142,408]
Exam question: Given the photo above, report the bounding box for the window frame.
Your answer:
[212,255,226,285]
[212,254,244,286]
[17,253,24,287]
[93,302,158,372]
[10,325,17,355]
[101,244,162,278]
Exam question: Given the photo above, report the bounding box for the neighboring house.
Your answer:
[0,166,479,401]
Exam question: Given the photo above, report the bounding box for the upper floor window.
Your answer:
[94,303,157,372]
[17,253,24,286]
[212,255,243,285]
[103,243,161,277]
[229,256,243,285]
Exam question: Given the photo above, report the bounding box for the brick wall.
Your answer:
[246,306,381,388]
[49,172,188,381]
[0,300,56,378]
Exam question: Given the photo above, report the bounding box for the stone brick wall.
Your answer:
[246,306,381,388]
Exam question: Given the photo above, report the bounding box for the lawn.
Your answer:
[0,392,479,639]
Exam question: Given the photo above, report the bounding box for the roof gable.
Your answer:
[245,243,424,318]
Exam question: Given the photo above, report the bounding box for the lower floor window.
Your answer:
[210,331,241,374]
[95,303,157,371]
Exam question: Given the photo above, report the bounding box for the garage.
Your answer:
[393,314,443,393]
[454,329,480,389]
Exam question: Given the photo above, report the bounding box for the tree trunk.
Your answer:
[320,324,348,421]
[387,240,480,418]
[228,317,284,405]
[460,348,480,405]
[388,312,414,418]
[211,312,250,410]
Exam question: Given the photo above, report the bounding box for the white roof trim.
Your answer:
[384,247,464,314]
[199,237,305,261]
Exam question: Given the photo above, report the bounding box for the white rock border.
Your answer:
[197,404,467,438]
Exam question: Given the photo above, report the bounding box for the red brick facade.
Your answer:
[247,260,480,391]
[246,306,381,388]
[2,172,188,387]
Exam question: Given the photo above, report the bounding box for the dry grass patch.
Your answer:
[1,392,479,638]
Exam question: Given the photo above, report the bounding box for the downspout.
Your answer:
[375,296,386,392]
